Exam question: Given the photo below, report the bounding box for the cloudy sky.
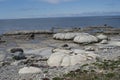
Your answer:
[0,0,120,19]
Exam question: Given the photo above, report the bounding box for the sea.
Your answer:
[0,16,120,34]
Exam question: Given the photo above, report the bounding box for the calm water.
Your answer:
[0,16,120,34]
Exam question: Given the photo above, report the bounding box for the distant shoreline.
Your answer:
[0,15,120,20]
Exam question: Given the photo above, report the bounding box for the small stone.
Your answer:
[85,46,95,51]
[0,52,6,61]
[100,40,108,44]
[19,66,42,74]
[10,48,24,53]
[61,44,69,47]
[12,52,26,60]
[11,60,24,66]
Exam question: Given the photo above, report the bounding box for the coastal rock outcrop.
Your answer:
[19,66,42,74]
[47,52,87,67]
[73,34,98,44]
[47,48,100,67]
[53,33,89,40]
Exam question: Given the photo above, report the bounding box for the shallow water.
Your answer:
[0,16,120,34]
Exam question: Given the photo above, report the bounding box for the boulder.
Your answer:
[19,66,42,74]
[47,48,100,67]
[97,34,108,40]
[47,52,87,67]
[74,34,98,44]
[53,33,89,40]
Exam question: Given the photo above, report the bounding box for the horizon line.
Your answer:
[0,15,120,20]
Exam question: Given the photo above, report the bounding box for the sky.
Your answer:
[0,0,120,19]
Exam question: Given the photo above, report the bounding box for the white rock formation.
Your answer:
[97,34,108,40]
[19,67,42,74]
[53,33,89,40]
[47,49,100,67]
[74,34,98,44]
[47,52,87,67]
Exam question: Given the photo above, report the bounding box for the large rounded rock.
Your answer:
[73,34,98,44]
[47,48,100,67]
[97,34,108,40]
[19,66,42,74]
[53,33,89,40]
[47,52,87,67]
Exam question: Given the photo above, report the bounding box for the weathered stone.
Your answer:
[19,66,42,74]
[10,48,24,53]
[74,34,98,44]
[48,48,100,67]
[85,46,95,51]
[12,52,26,60]
[100,40,108,44]
[53,33,88,40]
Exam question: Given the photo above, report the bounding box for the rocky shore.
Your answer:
[0,26,120,80]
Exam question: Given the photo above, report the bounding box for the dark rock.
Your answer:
[42,78,50,80]
[10,48,26,60]
[12,52,26,60]
[61,44,69,47]
[10,48,24,53]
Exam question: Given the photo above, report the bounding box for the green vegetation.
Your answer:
[52,58,120,80]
